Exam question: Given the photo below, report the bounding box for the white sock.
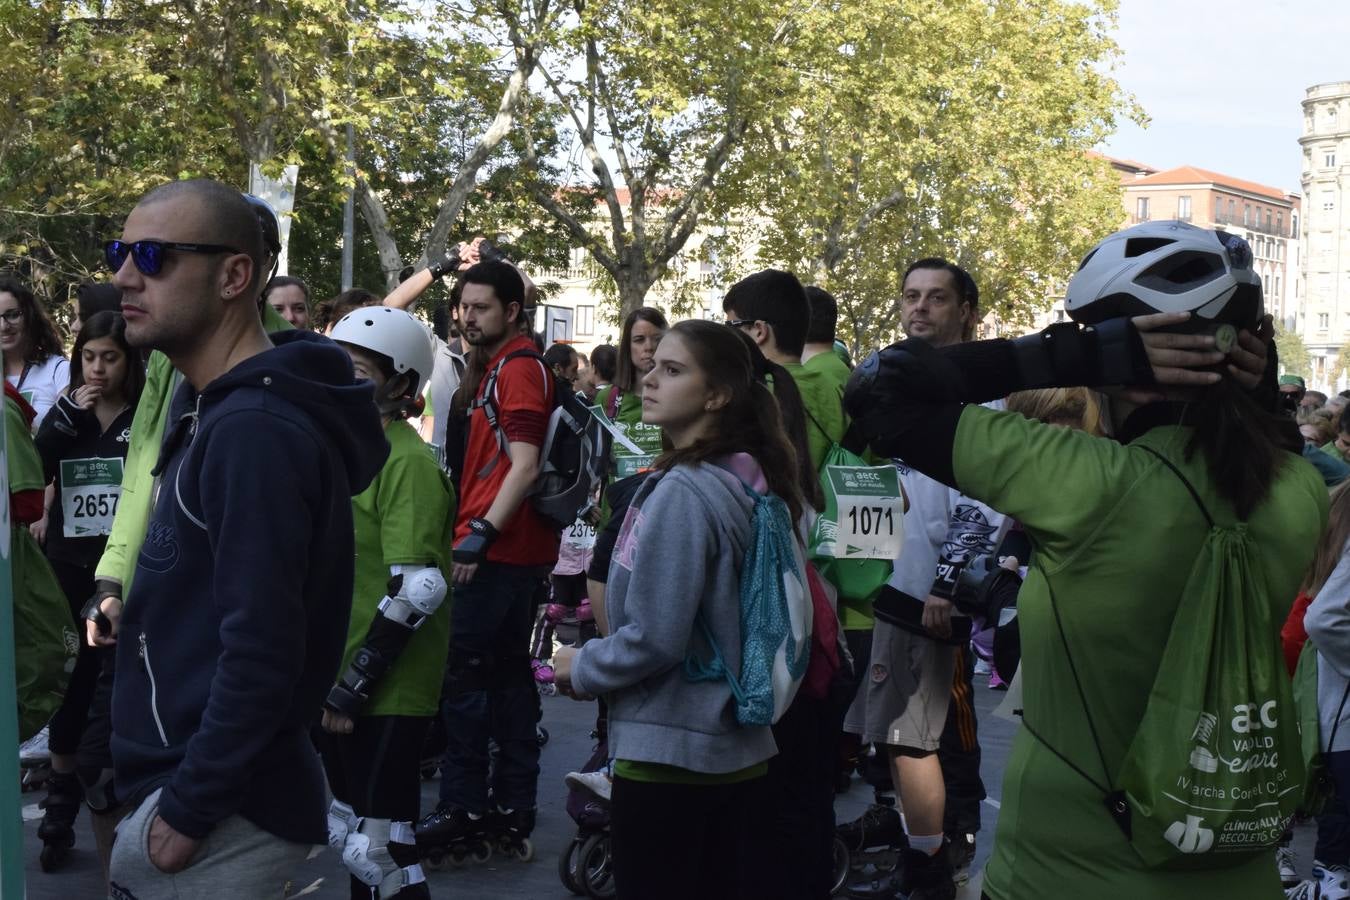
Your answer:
[908,832,943,856]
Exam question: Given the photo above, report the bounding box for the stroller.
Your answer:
[558,725,615,898]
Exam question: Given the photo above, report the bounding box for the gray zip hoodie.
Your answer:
[570,459,778,773]
[1306,540,1350,752]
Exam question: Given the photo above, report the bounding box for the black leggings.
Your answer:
[610,774,763,900]
[316,714,430,821]
[47,559,107,756]
[317,715,431,900]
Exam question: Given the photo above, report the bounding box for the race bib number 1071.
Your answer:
[826,465,904,560]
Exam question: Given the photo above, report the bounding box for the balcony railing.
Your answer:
[1212,212,1289,238]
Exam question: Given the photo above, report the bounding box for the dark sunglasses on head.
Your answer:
[104,239,242,276]
[725,318,758,329]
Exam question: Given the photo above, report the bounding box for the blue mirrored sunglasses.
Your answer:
[104,239,242,276]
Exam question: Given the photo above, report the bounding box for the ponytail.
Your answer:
[1182,378,1294,520]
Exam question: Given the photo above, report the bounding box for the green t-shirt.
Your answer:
[1321,439,1346,463]
[613,759,768,785]
[345,420,455,718]
[791,353,884,629]
[598,385,664,479]
[954,405,1327,900]
[803,349,852,385]
[784,359,847,473]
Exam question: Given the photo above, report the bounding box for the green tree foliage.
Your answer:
[734,0,1140,352]
[514,0,801,318]
[1274,321,1311,381]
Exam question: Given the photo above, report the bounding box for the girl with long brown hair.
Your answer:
[553,320,805,899]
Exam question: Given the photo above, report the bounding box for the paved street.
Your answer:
[16,679,1317,898]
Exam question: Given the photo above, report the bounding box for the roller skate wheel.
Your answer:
[420,766,438,780]
[536,726,550,747]
[514,838,535,862]
[473,841,493,864]
[448,845,472,866]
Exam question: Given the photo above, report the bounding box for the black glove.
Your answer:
[453,517,499,565]
[81,579,121,638]
[428,255,459,281]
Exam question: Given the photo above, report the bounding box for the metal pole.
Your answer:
[341,122,355,291]
[0,398,26,900]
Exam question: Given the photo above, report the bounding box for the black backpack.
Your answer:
[473,349,611,531]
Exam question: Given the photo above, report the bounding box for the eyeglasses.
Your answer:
[725,318,758,329]
[0,309,23,325]
[104,239,243,277]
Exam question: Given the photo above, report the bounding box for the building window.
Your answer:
[1177,196,1191,221]
[1328,153,1338,168]
[1214,197,1223,221]
[1325,192,1337,212]
[576,305,595,336]
[1136,197,1150,221]
[1229,199,1236,219]
[1265,211,1272,231]
[1263,274,1271,295]
[1275,275,1281,297]
[1277,212,1283,235]
[1293,214,1299,235]
[1320,312,1330,330]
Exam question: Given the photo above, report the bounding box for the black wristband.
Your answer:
[467,517,499,544]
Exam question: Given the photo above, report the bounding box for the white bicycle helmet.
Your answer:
[331,306,435,398]
[1065,221,1261,337]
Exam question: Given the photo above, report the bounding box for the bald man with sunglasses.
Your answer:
[97,178,388,899]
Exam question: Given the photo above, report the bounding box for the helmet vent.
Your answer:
[1124,237,1175,257]
[1134,251,1224,295]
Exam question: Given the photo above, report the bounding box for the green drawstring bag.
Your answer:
[807,443,897,604]
[11,528,76,741]
[1030,448,1304,870]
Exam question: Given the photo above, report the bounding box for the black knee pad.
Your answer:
[445,648,496,695]
[891,745,937,760]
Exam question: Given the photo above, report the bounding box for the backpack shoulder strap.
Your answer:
[474,348,554,479]
[1138,446,1216,527]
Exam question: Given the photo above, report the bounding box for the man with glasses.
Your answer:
[97,178,388,898]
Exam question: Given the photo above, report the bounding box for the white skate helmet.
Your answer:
[1065,221,1262,338]
[331,306,435,398]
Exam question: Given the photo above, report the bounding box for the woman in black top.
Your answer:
[31,310,143,871]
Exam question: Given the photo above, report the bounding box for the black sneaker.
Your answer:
[899,848,955,900]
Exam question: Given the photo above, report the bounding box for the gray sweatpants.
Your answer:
[108,788,311,899]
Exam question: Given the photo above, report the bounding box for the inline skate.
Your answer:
[486,805,536,862]
[415,805,493,869]
[832,802,907,897]
[36,770,82,872]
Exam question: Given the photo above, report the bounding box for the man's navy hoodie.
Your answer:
[111,330,388,843]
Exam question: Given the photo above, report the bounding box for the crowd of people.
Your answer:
[5,181,1350,900]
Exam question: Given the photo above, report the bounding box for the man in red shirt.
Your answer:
[418,260,558,857]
